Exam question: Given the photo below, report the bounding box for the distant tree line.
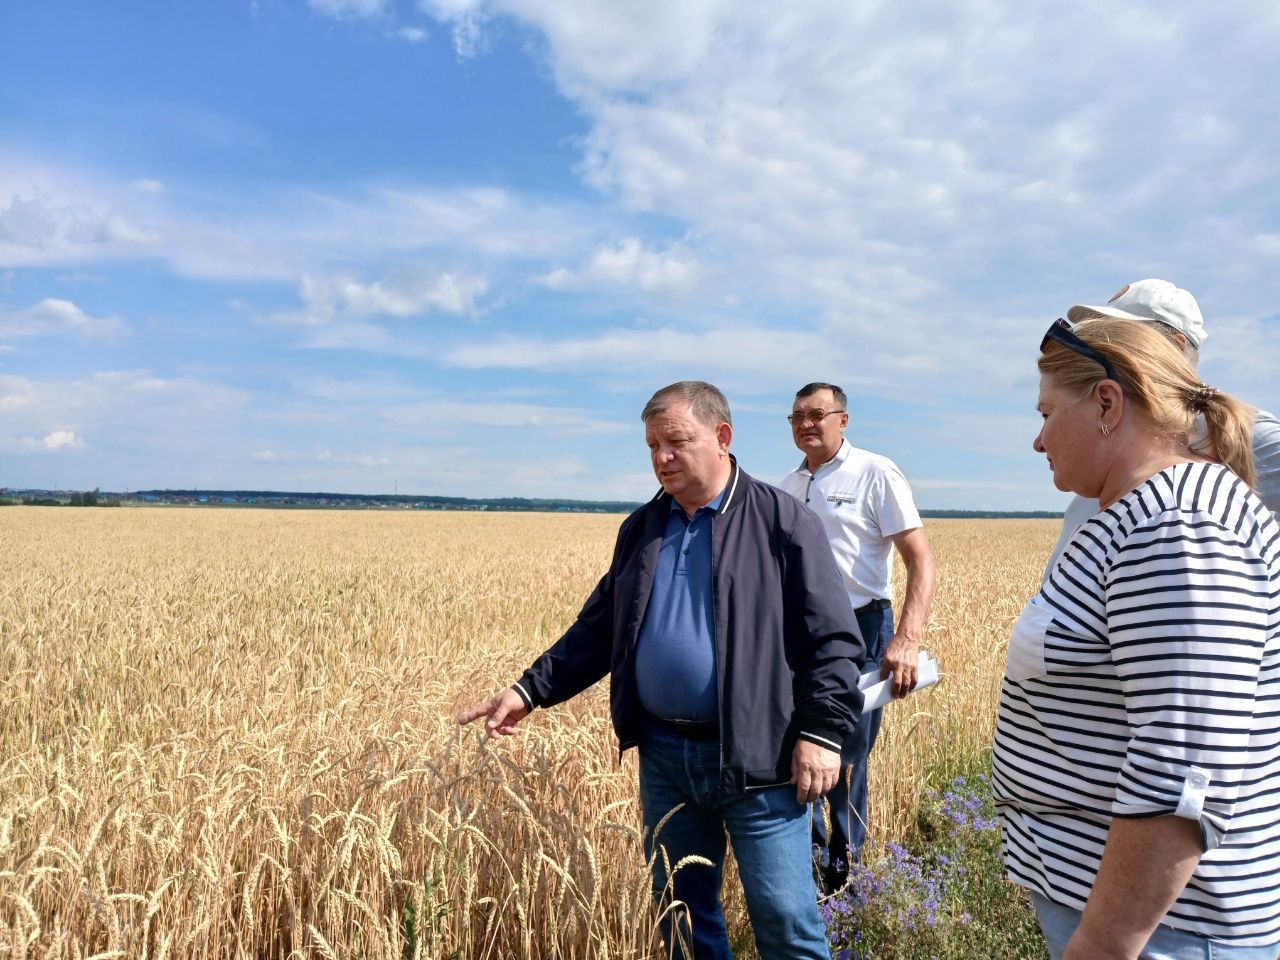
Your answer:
[14,489,121,507]
[69,491,115,506]
[133,489,642,513]
[920,509,1062,519]
[0,488,1061,517]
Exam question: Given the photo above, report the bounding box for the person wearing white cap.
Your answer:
[1044,279,1280,572]
[998,317,1280,957]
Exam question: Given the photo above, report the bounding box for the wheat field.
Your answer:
[0,506,1056,958]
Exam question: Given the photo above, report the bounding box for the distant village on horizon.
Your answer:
[1,486,1063,519]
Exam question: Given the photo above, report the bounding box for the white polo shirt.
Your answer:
[777,440,922,609]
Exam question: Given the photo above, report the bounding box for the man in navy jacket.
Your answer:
[460,380,864,960]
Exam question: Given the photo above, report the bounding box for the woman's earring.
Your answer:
[1100,422,1111,439]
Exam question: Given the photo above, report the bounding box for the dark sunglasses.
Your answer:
[1041,318,1119,382]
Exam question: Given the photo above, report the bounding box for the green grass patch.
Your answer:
[823,752,1047,959]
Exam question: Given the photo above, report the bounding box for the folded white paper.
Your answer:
[857,651,940,714]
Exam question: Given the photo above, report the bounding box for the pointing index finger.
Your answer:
[457,702,491,726]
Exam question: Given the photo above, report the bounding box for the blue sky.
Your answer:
[2,1,1278,509]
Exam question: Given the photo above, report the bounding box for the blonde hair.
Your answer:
[1039,317,1257,489]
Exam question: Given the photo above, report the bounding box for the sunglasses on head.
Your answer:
[1041,318,1119,382]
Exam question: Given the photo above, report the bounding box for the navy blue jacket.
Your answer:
[513,459,865,793]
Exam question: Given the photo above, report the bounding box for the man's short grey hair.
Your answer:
[641,381,732,429]
[1145,320,1200,367]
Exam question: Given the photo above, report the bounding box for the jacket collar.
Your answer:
[648,455,744,516]
[717,456,742,514]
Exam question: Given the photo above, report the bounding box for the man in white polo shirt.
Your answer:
[778,381,937,892]
[1045,279,1280,573]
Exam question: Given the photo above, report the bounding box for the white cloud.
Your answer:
[398,26,427,42]
[0,184,160,266]
[426,0,722,89]
[0,370,248,439]
[0,368,263,490]
[240,440,630,500]
[0,386,32,410]
[0,157,601,283]
[416,0,1280,419]
[376,399,630,436]
[449,13,487,57]
[248,446,390,468]
[263,267,490,351]
[0,298,127,339]
[440,298,1058,409]
[1197,313,1280,410]
[298,268,488,319]
[420,0,481,17]
[419,0,488,57]
[290,375,428,403]
[446,324,813,382]
[5,2,1280,506]
[35,430,84,450]
[309,0,389,19]
[540,238,698,295]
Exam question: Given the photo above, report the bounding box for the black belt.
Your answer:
[651,715,720,741]
[855,598,892,614]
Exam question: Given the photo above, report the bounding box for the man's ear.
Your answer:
[717,421,733,453]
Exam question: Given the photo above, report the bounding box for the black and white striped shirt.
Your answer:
[993,462,1280,945]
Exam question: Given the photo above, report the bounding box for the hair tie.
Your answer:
[1192,384,1217,410]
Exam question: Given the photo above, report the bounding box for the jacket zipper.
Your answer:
[712,508,724,786]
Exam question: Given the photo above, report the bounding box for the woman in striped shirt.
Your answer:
[993,316,1280,959]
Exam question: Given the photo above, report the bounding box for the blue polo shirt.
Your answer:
[634,489,724,721]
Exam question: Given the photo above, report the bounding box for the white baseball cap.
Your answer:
[1067,279,1207,348]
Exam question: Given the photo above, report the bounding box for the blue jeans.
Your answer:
[1033,892,1280,960]
[638,723,831,960]
[813,601,893,887]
